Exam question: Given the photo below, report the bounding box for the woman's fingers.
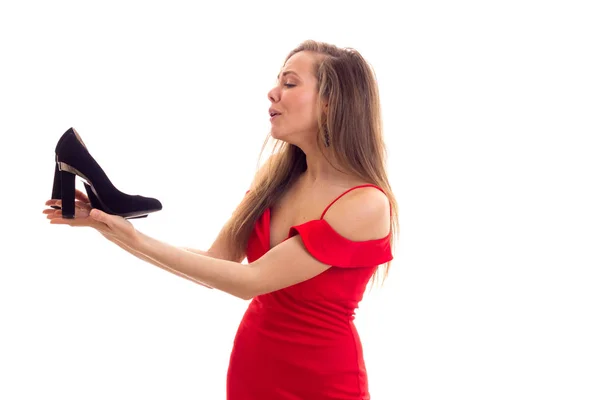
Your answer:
[47,213,88,225]
[44,208,75,221]
[45,190,90,208]
[44,198,90,211]
[45,210,108,232]
[44,208,61,218]
[75,189,89,203]
[45,199,61,207]
[75,200,92,211]
[44,200,90,220]
[43,198,114,235]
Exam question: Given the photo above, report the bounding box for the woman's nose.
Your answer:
[268,86,280,102]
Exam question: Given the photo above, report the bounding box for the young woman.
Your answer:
[44,39,399,400]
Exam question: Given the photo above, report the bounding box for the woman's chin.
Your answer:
[270,130,285,141]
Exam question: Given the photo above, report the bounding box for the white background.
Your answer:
[1,0,599,399]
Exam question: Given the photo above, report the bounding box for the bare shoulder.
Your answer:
[323,185,391,241]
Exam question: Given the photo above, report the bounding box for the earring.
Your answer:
[324,127,330,147]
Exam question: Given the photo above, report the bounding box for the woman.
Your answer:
[44,39,399,400]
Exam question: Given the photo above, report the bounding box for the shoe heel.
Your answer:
[50,162,61,209]
[60,169,76,219]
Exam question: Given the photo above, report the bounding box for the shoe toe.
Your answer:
[135,195,162,212]
[148,198,162,211]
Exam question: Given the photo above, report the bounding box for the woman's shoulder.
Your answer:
[286,181,393,267]
[321,182,391,242]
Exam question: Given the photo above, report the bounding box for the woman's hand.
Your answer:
[43,189,140,249]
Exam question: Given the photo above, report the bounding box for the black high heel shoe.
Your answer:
[50,127,162,219]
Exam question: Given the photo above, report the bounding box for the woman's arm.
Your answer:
[104,233,214,288]
[48,184,389,300]
[131,186,391,300]
[135,231,255,299]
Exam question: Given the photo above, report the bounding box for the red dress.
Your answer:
[226,184,393,400]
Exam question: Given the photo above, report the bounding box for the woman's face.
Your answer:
[267,51,324,146]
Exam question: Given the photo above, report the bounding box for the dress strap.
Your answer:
[319,184,386,220]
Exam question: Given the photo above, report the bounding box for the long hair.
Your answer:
[221,40,399,286]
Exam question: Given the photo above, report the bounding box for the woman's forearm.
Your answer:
[103,234,213,288]
[134,231,256,300]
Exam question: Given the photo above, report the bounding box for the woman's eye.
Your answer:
[284,84,296,88]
